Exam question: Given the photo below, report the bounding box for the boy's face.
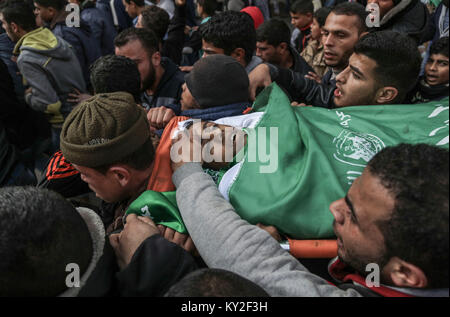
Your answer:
[290,12,313,30]
[425,53,449,86]
[310,17,322,41]
[33,2,55,24]
[122,0,138,18]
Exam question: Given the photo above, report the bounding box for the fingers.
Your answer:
[163,226,175,242]
[147,107,175,129]
[109,233,120,250]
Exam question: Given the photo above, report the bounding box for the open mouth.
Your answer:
[334,88,343,98]
[324,51,337,59]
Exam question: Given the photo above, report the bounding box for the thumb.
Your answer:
[138,215,156,226]
[109,233,120,250]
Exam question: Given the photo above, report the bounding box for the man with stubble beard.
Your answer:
[114,27,185,111]
[249,2,369,108]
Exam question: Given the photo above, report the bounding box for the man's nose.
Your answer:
[336,66,349,84]
[329,198,346,225]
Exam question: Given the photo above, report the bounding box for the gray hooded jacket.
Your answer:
[14,27,86,125]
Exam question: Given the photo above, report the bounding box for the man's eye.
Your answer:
[352,72,360,80]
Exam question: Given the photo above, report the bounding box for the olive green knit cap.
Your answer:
[60,92,150,168]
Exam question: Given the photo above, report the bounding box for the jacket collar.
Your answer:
[328,257,449,297]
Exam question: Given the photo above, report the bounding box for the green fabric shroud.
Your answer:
[126,191,187,234]
[226,84,449,239]
[126,84,449,239]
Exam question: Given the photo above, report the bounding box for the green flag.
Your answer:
[125,190,187,233]
[224,84,449,239]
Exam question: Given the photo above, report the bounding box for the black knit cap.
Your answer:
[185,54,250,108]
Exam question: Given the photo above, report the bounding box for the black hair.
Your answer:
[34,0,67,10]
[314,6,331,27]
[256,18,291,47]
[290,0,314,14]
[140,5,170,41]
[429,36,449,58]
[200,10,256,64]
[114,27,160,57]
[165,268,270,297]
[0,187,93,296]
[354,31,421,103]
[90,55,141,103]
[331,1,368,34]
[197,0,218,17]
[368,144,449,289]
[124,0,145,6]
[0,0,36,31]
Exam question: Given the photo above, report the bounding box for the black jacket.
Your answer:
[407,77,449,104]
[141,57,185,110]
[79,235,198,296]
[268,63,336,108]
[372,0,430,45]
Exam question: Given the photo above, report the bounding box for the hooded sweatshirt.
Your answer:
[14,27,86,125]
[374,0,430,45]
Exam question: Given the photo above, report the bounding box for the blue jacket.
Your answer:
[50,18,102,85]
[81,3,117,56]
[96,0,132,32]
[0,33,25,100]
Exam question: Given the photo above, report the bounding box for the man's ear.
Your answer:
[10,21,19,33]
[277,42,288,53]
[359,31,369,39]
[375,86,398,104]
[383,257,428,288]
[108,166,132,187]
[151,50,161,67]
[230,47,246,66]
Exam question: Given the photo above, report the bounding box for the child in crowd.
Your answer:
[290,0,314,53]
[408,36,449,103]
[300,6,331,79]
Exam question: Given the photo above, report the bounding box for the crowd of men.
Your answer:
[0,0,448,297]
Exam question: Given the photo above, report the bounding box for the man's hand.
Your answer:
[179,65,193,73]
[305,71,321,83]
[170,125,202,172]
[291,101,312,107]
[158,225,197,254]
[248,64,272,101]
[109,214,160,270]
[175,0,186,6]
[147,106,176,130]
[67,88,92,104]
[256,223,283,242]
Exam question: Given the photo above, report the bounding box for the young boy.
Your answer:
[408,36,449,103]
[300,6,331,79]
[290,0,314,53]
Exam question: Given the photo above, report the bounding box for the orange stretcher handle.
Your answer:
[288,239,338,259]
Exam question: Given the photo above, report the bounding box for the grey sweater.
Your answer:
[172,163,362,297]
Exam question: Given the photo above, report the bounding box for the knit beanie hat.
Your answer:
[60,92,150,168]
[184,54,249,108]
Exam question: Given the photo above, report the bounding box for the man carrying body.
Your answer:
[249,30,421,108]
[170,142,449,297]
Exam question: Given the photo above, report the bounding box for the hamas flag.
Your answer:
[127,83,449,239]
[220,83,449,239]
